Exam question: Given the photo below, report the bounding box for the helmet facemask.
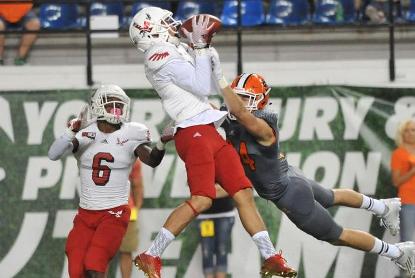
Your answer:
[90,85,130,125]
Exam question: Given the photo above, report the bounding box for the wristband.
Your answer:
[218,76,228,90]
[156,140,165,151]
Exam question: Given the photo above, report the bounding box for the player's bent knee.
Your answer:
[189,195,212,214]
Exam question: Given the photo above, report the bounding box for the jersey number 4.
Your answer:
[239,142,256,171]
[92,152,114,186]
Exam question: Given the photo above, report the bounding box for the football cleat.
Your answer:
[134,252,162,278]
[260,251,297,277]
[392,241,415,277]
[379,198,401,236]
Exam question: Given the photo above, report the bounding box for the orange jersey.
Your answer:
[391,147,415,204]
[0,3,33,23]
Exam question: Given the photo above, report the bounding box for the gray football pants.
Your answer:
[273,166,343,242]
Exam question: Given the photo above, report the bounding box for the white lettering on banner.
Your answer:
[52,210,77,238]
[53,100,87,139]
[385,96,415,139]
[277,98,302,142]
[302,151,340,189]
[340,152,381,195]
[22,157,62,200]
[277,207,372,278]
[0,212,48,278]
[24,101,58,145]
[299,97,338,140]
[339,97,374,140]
[59,157,80,199]
[130,100,164,142]
[141,154,175,198]
[0,167,6,182]
[0,97,15,142]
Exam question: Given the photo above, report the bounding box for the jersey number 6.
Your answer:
[92,152,114,186]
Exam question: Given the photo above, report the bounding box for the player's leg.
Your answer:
[84,205,130,277]
[119,220,139,278]
[289,166,401,236]
[276,176,415,276]
[17,12,40,64]
[215,143,296,277]
[214,217,235,278]
[135,125,216,277]
[197,219,216,278]
[65,210,96,278]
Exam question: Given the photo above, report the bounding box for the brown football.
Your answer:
[179,14,222,45]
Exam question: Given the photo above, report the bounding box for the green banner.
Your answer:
[1,86,414,278]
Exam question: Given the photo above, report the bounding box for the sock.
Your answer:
[370,238,401,259]
[252,231,276,260]
[145,227,175,257]
[360,195,387,216]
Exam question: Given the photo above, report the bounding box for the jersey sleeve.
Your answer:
[126,122,152,151]
[146,43,214,97]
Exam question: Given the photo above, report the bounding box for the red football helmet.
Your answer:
[230,73,271,111]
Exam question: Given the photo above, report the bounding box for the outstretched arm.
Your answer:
[211,48,276,146]
[135,144,165,168]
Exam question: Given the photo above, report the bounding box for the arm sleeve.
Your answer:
[158,54,214,97]
[48,133,74,161]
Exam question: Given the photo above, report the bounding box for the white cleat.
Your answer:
[392,241,415,278]
[380,198,401,236]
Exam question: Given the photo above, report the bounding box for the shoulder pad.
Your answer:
[145,43,179,72]
[124,122,151,142]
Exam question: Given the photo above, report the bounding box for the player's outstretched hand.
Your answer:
[182,15,214,49]
[66,105,94,137]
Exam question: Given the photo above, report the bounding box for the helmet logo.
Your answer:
[133,20,153,36]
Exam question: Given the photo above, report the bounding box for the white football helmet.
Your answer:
[90,84,130,125]
[129,6,181,52]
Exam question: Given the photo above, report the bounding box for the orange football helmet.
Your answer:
[230,73,271,111]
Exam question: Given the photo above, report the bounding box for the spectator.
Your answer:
[197,187,235,278]
[118,159,144,278]
[391,119,415,242]
[0,1,40,65]
[363,0,401,23]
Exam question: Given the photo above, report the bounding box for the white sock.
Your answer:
[370,238,401,259]
[252,231,276,260]
[360,195,386,216]
[146,227,175,257]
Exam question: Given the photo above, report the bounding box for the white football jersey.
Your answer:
[144,42,222,123]
[74,122,150,210]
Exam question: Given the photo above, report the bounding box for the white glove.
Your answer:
[182,15,214,50]
[210,47,228,89]
[156,120,175,150]
[65,105,94,138]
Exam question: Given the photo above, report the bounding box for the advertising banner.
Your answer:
[1,86,414,278]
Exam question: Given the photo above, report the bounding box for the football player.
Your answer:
[48,84,167,278]
[216,70,415,277]
[129,6,296,278]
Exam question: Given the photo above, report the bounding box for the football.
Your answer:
[179,14,222,45]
